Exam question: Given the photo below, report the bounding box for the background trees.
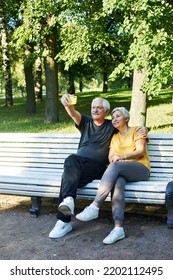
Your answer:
[104,0,173,125]
[0,0,21,107]
[0,0,173,124]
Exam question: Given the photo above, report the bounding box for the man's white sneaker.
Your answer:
[76,204,99,221]
[103,227,125,245]
[58,196,74,216]
[49,220,72,239]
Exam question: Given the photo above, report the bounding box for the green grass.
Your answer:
[0,89,172,133]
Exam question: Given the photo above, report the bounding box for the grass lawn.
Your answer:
[0,88,172,133]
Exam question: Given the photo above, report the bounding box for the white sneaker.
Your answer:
[58,196,74,216]
[76,204,99,221]
[49,220,72,239]
[103,227,125,245]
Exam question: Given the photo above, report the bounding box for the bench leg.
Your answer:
[30,197,42,218]
[165,181,173,229]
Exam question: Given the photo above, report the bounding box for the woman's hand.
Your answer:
[110,154,126,162]
[110,154,120,162]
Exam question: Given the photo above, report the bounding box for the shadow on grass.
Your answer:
[77,89,132,115]
[148,90,172,108]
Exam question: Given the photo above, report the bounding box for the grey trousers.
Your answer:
[94,161,150,226]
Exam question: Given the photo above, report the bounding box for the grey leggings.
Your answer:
[94,161,150,226]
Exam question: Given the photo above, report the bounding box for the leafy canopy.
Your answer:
[104,0,173,96]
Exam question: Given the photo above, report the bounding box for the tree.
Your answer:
[0,0,22,105]
[24,43,36,114]
[44,28,58,123]
[35,22,43,102]
[104,0,173,125]
[0,3,13,106]
[57,0,124,93]
[130,69,147,126]
[14,1,37,114]
[12,0,60,120]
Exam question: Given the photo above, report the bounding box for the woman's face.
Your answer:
[111,110,128,129]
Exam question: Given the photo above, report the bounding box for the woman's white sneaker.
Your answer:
[103,227,125,245]
[76,204,99,221]
[49,220,72,239]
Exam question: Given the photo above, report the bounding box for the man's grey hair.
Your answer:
[111,107,130,119]
[92,97,110,112]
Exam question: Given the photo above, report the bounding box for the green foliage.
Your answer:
[57,0,124,75]
[104,0,173,97]
[57,22,92,69]
[2,0,173,109]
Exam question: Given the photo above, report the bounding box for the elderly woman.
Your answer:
[76,107,150,244]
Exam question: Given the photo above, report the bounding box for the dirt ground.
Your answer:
[0,194,173,260]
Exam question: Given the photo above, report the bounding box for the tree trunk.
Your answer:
[68,68,75,94]
[0,11,13,107]
[35,23,43,102]
[129,69,147,126]
[24,45,36,114]
[103,71,108,93]
[35,56,43,102]
[79,79,83,92]
[44,31,58,123]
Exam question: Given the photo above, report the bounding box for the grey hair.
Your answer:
[92,97,110,112]
[111,107,130,119]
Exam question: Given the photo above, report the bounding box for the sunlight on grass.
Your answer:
[147,103,173,133]
[0,89,172,133]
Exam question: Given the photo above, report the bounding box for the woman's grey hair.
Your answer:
[111,107,130,119]
[92,98,110,112]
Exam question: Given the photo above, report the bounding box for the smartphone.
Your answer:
[68,94,77,105]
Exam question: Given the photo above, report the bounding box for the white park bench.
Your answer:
[0,133,172,227]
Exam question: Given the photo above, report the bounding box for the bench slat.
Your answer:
[0,162,64,169]
[0,189,165,205]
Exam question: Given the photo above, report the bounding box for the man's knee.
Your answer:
[64,154,78,165]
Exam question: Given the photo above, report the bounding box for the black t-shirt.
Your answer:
[76,115,117,165]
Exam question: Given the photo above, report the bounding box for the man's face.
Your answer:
[91,100,107,122]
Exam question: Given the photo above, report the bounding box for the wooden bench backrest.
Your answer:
[148,134,173,180]
[0,133,172,179]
